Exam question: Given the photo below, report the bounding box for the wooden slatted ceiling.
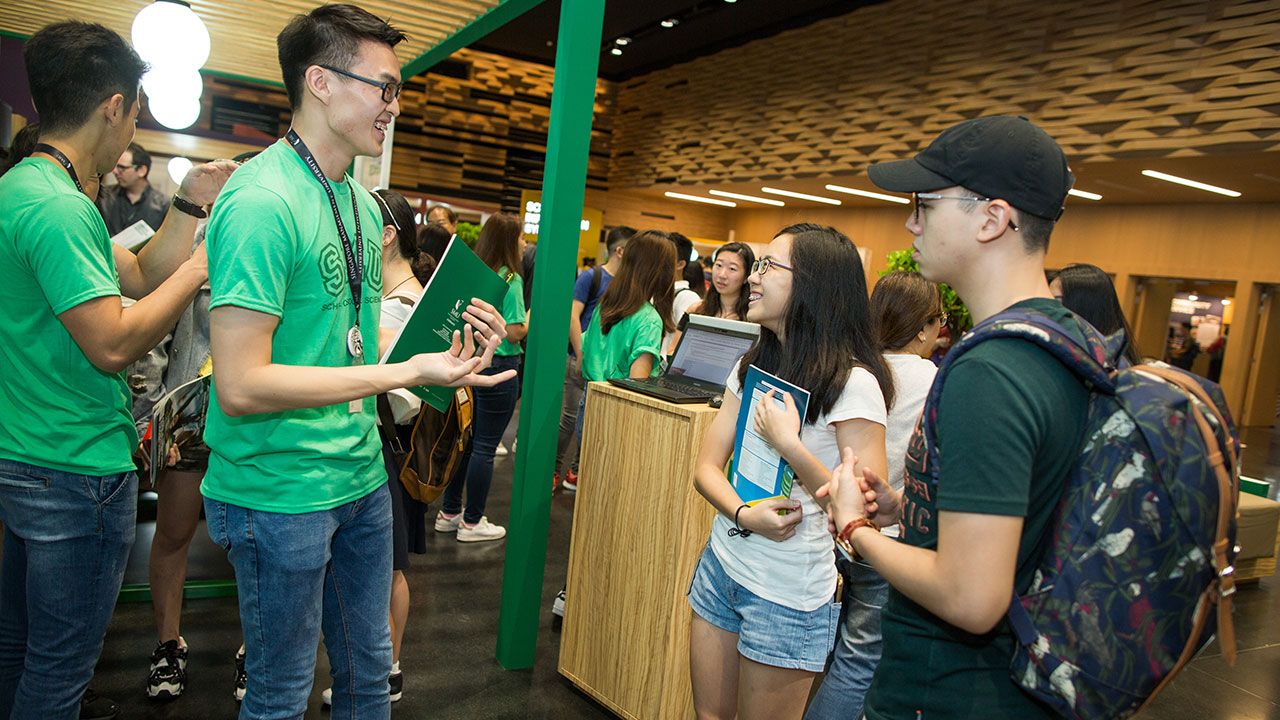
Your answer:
[0,0,501,85]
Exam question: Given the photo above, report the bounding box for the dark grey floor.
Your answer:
[80,420,1280,719]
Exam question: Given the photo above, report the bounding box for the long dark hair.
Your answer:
[474,212,523,277]
[373,188,417,261]
[598,230,676,335]
[700,242,755,321]
[413,222,452,284]
[1053,263,1142,365]
[737,224,894,422]
[871,271,942,351]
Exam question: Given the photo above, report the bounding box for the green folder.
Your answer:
[379,237,511,412]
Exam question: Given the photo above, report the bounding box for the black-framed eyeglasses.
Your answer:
[912,192,1019,232]
[319,64,402,104]
[114,163,140,172]
[751,257,793,276]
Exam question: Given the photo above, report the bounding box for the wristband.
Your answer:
[172,193,208,219]
[838,516,879,543]
[727,503,753,538]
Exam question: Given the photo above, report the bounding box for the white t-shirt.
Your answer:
[663,280,703,355]
[882,353,938,538]
[708,361,887,611]
[380,287,423,424]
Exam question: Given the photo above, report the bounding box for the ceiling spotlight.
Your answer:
[724,0,737,3]
[760,187,842,205]
[614,37,631,46]
[1141,170,1241,197]
[708,189,785,206]
[610,47,623,56]
[1067,188,1103,201]
[824,184,909,204]
[665,191,736,207]
[1222,299,1232,306]
[1187,294,1199,302]
[661,18,679,28]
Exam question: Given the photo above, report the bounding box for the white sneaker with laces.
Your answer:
[434,511,462,533]
[456,516,506,543]
[494,442,509,457]
[552,589,566,618]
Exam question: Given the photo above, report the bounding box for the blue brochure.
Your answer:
[730,365,811,506]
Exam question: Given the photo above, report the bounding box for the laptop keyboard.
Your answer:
[651,377,710,395]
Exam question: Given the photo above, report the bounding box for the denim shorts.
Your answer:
[687,545,840,673]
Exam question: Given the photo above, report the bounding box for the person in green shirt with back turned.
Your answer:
[821,116,1088,720]
[435,213,528,543]
[201,6,514,718]
[0,21,237,720]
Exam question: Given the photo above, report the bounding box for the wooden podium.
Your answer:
[558,382,719,720]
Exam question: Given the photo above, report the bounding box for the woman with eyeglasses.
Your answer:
[689,224,893,720]
[805,270,942,720]
[434,213,527,544]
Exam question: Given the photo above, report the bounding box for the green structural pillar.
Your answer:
[496,0,606,670]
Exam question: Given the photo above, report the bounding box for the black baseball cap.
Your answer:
[868,116,1074,220]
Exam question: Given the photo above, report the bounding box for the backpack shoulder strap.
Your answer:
[921,307,1114,480]
[588,265,603,302]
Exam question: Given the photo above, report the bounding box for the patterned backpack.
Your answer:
[923,307,1240,720]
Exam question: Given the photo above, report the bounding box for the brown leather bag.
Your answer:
[376,387,474,503]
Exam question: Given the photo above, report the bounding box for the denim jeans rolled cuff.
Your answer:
[804,559,890,720]
[555,360,587,474]
[687,545,839,674]
[0,458,137,720]
[206,484,393,720]
[440,354,521,524]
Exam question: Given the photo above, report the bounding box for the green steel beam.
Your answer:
[400,0,547,79]
[496,0,604,670]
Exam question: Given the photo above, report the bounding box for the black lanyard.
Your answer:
[286,129,364,327]
[34,143,83,193]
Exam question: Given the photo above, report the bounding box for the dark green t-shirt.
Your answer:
[866,298,1089,720]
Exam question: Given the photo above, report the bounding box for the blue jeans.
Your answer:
[205,484,392,720]
[441,355,521,524]
[804,559,890,720]
[0,458,137,720]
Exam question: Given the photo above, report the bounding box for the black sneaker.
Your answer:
[80,689,120,720]
[146,639,188,701]
[233,647,246,702]
[389,670,403,703]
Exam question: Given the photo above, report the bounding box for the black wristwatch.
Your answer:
[171,193,208,219]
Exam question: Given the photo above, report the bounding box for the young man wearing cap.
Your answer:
[821,116,1088,719]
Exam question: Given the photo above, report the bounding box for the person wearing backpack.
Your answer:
[435,213,528,542]
[555,225,634,492]
[822,116,1086,719]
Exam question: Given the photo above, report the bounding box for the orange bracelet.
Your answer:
[838,517,879,543]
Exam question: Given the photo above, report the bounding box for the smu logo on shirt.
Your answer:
[900,413,935,540]
[318,240,381,310]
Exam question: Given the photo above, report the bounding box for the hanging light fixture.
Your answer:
[131,0,210,70]
[132,0,212,130]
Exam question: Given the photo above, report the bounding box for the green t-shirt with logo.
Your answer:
[865,298,1089,720]
[0,158,136,475]
[494,266,526,357]
[581,303,663,382]
[201,140,385,513]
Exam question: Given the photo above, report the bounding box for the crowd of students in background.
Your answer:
[3,7,1204,720]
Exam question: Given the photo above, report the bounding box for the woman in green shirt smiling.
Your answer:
[435,213,527,542]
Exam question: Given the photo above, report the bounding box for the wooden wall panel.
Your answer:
[609,0,1280,189]
[391,48,616,212]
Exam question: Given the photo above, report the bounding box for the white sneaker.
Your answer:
[321,687,332,706]
[322,672,402,706]
[434,511,461,533]
[456,517,506,543]
[494,442,509,457]
[552,589,566,618]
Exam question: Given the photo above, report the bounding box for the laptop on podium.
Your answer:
[609,314,760,403]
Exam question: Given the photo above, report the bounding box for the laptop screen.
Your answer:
[667,321,758,386]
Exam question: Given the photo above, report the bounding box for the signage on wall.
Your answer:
[519,189,604,264]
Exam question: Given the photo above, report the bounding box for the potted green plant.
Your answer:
[881,248,972,333]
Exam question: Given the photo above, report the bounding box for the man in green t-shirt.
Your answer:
[0,22,237,720]
[822,116,1086,719]
[201,6,513,718]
